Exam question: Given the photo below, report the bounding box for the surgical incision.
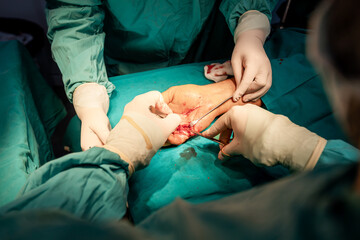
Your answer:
[172,107,200,137]
[162,78,262,145]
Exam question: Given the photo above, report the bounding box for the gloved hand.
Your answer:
[73,83,112,151]
[102,91,181,175]
[231,10,272,102]
[202,105,327,171]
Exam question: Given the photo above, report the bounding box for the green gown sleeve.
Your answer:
[219,0,280,35]
[315,140,360,169]
[0,147,130,222]
[46,0,115,102]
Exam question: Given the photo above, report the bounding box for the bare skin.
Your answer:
[162,78,262,145]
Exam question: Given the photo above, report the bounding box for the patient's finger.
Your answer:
[161,88,173,104]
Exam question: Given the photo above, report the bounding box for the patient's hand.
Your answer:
[162,78,262,145]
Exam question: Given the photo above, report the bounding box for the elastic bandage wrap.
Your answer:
[234,10,271,44]
[241,105,327,171]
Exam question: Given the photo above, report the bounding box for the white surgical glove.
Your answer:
[204,60,234,82]
[202,105,327,171]
[102,91,181,175]
[231,10,272,102]
[73,83,111,151]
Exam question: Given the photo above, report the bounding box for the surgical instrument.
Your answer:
[190,130,224,144]
[189,96,232,127]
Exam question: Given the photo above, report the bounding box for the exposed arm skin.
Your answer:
[162,78,262,145]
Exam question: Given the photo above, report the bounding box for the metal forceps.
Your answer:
[189,96,232,127]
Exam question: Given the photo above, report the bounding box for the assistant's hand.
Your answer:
[231,29,272,102]
[103,91,181,175]
[73,83,112,151]
[202,105,327,171]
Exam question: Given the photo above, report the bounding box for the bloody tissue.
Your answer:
[173,123,196,137]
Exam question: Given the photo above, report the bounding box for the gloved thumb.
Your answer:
[159,113,181,137]
[90,119,112,144]
[80,124,104,150]
[218,140,242,161]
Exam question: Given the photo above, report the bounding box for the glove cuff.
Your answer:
[242,105,327,171]
[234,10,270,44]
[304,137,327,170]
[73,83,109,114]
[102,145,135,176]
[105,113,161,170]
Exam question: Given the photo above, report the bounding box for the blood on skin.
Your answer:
[173,123,195,137]
[172,105,200,137]
[182,106,200,116]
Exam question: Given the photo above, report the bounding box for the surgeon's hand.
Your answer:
[202,105,327,171]
[162,79,262,145]
[231,29,272,102]
[103,91,181,175]
[73,83,112,151]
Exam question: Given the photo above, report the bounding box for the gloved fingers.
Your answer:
[217,140,242,161]
[231,55,244,100]
[242,85,267,102]
[243,73,272,102]
[80,124,104,151]
[243,70,268,94]
[89,119,112,145]
[154,98,173,115]
[233,63,259,102]
[126,91,164,113]
[131,91,178,123]
[202,113,232,139]
[158,113,182,137]
[219,128,233,145]
[223,60,234,75]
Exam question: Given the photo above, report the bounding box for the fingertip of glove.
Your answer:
[166,113,181,125]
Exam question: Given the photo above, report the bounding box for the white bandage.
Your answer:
[204,61,234,82]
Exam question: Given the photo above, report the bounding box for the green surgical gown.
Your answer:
[0,142,359,240]
[45,0,279,101]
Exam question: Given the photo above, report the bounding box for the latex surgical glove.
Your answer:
[232,10,272,102]
[73,83,111,151]
[202,105,327,171]
[204,60,234,82]
[102,91,181,175]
